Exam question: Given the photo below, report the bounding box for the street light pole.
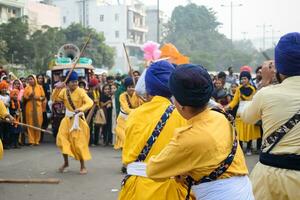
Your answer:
[221,1,243,46]
[256,24,272,50]
[230,1,233,45]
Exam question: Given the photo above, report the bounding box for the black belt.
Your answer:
[260,152,300,171]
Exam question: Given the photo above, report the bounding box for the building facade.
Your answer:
[27,1,61,30]
[146,6,168,43]
[0,0,26,24]
[52,0,147,72]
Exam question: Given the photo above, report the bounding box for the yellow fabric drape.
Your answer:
[118,96,189,200]
[0,100,9,159]
[147,108,248,181]
[229,85,260,142]
[52,87,93,160]
[23,80,45,145]
[114,92,142,150]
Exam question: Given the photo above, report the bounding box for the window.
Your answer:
[115,14,119,21]
[100,15,104,22]
[115,31,119,38]
[63,16,66,24]
[12,9,16,15]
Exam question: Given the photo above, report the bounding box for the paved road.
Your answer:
[0,142,259,200]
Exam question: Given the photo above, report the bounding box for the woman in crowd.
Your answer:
[100,84,113,146]
[23,75,45,146]
[227,71,261,155]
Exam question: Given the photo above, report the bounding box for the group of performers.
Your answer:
[1,32,300,200]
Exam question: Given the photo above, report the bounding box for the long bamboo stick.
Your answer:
[0,119,53,135]
[122,43,136,86]
[0,178,60,184]
[63,34,92,84]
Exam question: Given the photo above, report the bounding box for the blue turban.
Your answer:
[145,60,175,98]
[169,64,213,107]
[240,71,251,81]
[124,77,134,88]
[275,32,300,76]
[66,71,78,83]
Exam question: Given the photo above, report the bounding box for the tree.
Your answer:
[62,23,115,68]
[30,25,66,73]
[0,19,115,72]
[0,16,32,66]
[164,3,259,71]
[0,40,8,65]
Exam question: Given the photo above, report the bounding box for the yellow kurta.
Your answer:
[242,76,300,200]
[229,85,260,142]
[52,87,93,160]
[147,108,248,182]
[0,100,9,159]
[23,82,45,145]
[118,96,188,200]
[114,92,142,150]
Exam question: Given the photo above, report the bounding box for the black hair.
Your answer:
[106,75,114,81]
[133,70,140,76]
[102,83,111,93]
[217,71,227,79]
[255,66,262,74]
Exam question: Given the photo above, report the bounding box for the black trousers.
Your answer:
[0,122,10,147]
[239,140,252,150]
[90,123,101,145]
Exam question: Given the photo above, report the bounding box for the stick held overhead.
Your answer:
[64,34,92,84]
[123,43,136,86]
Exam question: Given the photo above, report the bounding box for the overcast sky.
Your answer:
[33,0,300,49]
[145,0,300,48]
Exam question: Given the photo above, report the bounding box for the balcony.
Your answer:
[128,24,148,33]
[125,39,143,47]
[0,0,26,8]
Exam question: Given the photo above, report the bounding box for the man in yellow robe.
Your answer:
[147,64,253,200]
[241,33,300,200]
[52,71,93,175]
[23,75,45,145]
[118,60,189,200]
[0,100,14,159]
[114,77,142,150]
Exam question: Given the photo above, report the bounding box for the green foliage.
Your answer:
[0,16,33,66]
[0,40,8,65]
[0,19,115,73]
[164,3,263,71]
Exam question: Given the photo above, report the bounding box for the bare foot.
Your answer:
[79,168,88,175]
[58,164,69,173]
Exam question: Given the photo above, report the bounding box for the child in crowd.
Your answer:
[9,89,22,148]
[0,81,10,149]
[212,79,229,106]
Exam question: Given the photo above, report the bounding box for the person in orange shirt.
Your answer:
[23,75,45,146]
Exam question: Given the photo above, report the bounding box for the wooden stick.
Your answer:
[0,119,53,135]
[64,34,92,84]
[0,178,60,184]
[86,104,97,125]
[122,43,136,86]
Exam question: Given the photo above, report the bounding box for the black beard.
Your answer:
[276,72,282,84]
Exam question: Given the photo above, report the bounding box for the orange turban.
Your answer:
[160,43,189,65]
[0,81,9,90]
